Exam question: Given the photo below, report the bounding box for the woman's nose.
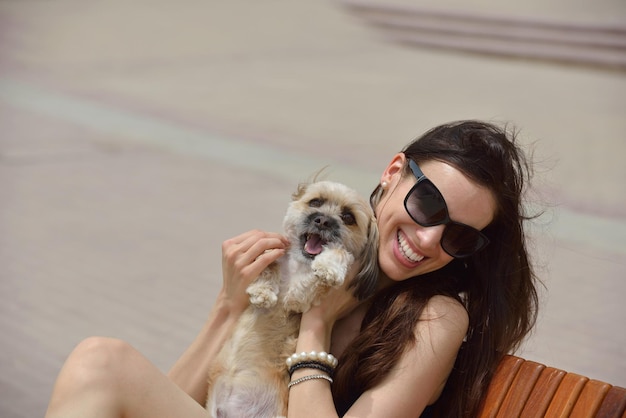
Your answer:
[414,224,445,252]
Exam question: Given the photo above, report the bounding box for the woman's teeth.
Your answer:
[397,232,424,263]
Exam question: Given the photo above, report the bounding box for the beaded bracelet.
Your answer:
[288,374,333,389]
[285,351,338,369]
[288,361,334,377]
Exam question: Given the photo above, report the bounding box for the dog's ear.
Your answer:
[291,182,308,201]
[349,216,380,300]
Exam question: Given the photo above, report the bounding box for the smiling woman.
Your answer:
[329,121,539,417]
[45,120,541,418]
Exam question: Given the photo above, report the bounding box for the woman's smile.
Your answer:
[395,230,425,266]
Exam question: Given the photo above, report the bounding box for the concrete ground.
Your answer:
[0,1,625,416]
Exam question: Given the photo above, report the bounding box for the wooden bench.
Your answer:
[477,355,626,417]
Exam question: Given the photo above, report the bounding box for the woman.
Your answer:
[45,120,539,417]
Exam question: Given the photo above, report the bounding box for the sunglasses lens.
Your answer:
[405,181,448,226]
[442,223,488,258]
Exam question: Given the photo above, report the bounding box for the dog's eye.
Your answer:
[308,198,324,208]
[341,211,356,225]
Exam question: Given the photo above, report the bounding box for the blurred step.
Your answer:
[341,0,626,70]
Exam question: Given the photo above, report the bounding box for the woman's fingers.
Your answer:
[223,231,288,277]
[224,229,289,247]
[221,230,289,310]
[223,231,287,264]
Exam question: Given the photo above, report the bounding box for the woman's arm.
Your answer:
[287,280,359,418]
[287,310,339,417]
[288,294,468,418]
[168,230,289,405]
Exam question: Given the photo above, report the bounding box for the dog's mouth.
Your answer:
[303,233,326,258]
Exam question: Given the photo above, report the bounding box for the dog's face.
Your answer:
[283,181,379,300]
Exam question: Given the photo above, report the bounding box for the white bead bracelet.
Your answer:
[288,374,333,389]
[285,351,338,369]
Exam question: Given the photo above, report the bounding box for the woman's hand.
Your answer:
[301,276,361,330]
[219,229,290,314]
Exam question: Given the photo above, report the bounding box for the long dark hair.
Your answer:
[332,120,540,417]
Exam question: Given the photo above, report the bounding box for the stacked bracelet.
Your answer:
[286,351,338,385]
[285,351,338,369]
[288,374,333,389]
[288,361,334,377]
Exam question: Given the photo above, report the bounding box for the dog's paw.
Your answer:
[311,252,353,288]
[246,283,278,309]
[312,264,344,287]
[283,296,304,313]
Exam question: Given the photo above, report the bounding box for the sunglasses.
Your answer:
[403,159,490,258]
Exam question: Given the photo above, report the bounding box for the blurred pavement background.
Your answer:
[1,1,625,416]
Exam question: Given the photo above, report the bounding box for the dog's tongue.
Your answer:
[304,234,324,255]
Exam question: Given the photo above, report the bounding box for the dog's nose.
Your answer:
[313,214,337,230]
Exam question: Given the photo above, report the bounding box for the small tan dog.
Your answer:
[207,180,379,418]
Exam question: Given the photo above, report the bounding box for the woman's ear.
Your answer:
[380,153,407,187]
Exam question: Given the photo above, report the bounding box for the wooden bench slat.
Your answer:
[544,372,589,417]
[475,355,625,418]
[569,379,612,418]
[520,366,567,417]
[595,385,626,418]
[496,360,545,418]
[477,355,525,418]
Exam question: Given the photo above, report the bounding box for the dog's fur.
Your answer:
[206,181,379,418]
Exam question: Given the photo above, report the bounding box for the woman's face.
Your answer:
[376,153,497,283]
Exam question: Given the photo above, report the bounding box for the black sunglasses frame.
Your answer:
[404,159,490,258]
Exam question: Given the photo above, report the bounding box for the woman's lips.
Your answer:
[395,230,425,267]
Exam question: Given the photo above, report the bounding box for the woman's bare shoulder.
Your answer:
[419,295,469,342]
